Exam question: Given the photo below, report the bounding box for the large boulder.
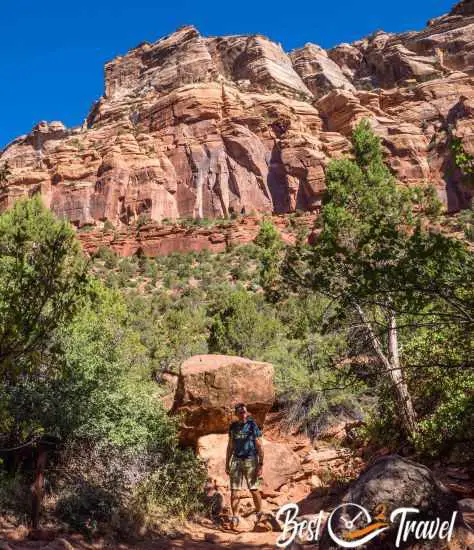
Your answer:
[198,433,300,493]
[320,455,461,549]
[172,355,274,447]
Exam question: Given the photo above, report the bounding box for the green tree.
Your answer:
[0,197,88,384]
[282,120,471,438]
[254,219,284,302]
[208,287,282,359]
[126,291,208,376]
[2,282,206,525]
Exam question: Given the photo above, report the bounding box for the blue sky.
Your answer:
[1,0,455,149]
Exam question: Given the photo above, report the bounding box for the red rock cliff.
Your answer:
[1,0,473,230]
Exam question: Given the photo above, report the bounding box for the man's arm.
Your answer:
[255,437,264,476]
[225,434,233,475]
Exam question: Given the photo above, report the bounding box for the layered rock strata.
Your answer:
[1,0,473,238]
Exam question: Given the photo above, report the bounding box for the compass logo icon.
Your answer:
[327,503,390,548]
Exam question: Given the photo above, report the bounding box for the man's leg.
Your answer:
[231,490,241,517]
[229,459,242,529]
[244,458,263,515]
[250,489,262,514]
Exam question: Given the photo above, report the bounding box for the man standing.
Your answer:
[225,403,264,530]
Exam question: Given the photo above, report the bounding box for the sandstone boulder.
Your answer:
[172,355,274,447]
[198,433,300,493]
[320,455,460,550]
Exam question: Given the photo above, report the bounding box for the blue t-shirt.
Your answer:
[229,418,262,459]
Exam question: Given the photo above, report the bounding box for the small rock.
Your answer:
[309,474,324,489]
[459,498,474,513]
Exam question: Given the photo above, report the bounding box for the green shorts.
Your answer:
[229,456,260,492]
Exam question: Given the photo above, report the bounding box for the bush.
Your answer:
[208,287,282,359]
[97,246,118,269]
[0,468,30,518]
[1,283,207,530]
[132,448,207,523]
[412,369,474,458]
[53,443,206,535]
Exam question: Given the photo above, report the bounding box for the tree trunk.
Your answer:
[355,304,417,437]
[387,311,418,436]
[31,447,48,529]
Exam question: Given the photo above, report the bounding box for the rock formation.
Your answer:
[171,355,275,447]
[78,212,316,256]
[1,0,473,245]
[320,455,463,550]
[170,354,363,525]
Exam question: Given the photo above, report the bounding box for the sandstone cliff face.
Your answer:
[1,0,473,232]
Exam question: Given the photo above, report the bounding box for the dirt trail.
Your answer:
[2,428,473,550]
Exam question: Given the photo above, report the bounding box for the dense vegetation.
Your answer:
[0,199,206,536]
[0,122,472,535]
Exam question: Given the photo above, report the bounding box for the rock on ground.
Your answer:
[172,355,274,447]
[320,455,461,550]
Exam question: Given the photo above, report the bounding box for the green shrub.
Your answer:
[118,258,135,279]
[208,287,282,359]
[1,284,206,530]
[136,214,151,228]
[103,220,115,233]
[96,246,118,269]
[458,206,474,242]
[412,369,474,457]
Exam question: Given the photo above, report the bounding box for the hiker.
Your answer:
[225,402,264,530]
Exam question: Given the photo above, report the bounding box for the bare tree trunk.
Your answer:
[387,311,417,435]
[354,304,417,437]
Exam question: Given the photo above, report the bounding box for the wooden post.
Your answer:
[31,445,48,529]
